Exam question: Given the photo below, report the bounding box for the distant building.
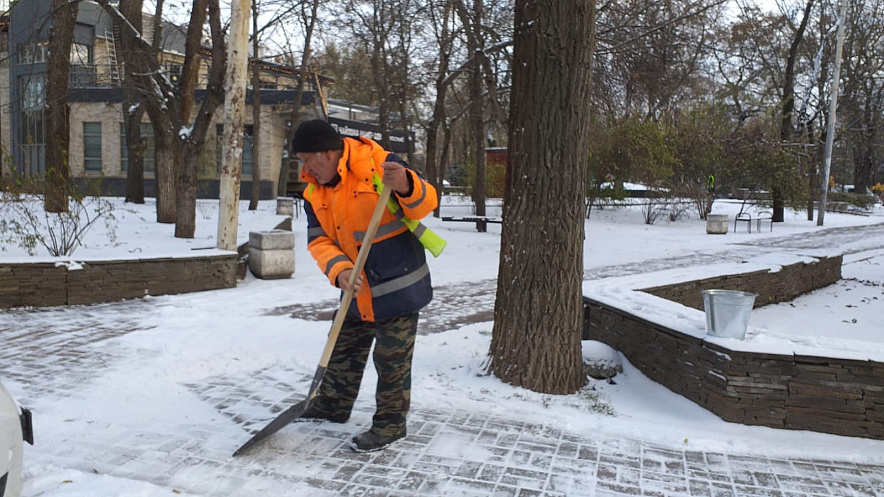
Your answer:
[326,98,415,155]
[4,0,330,199]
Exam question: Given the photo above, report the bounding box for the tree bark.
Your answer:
[180,0,210,123]
[100,0,179,222]
[121,0,145,204]
[488,0,595,394]
[217,0,250,249]
[44,0,79,213]
[469,0,486,219]
[153,125,179,223]
[425,0,454,217]
[249,3,261,211]
[124,105,146,204]
[178,0,227,238]
[776,0,815,222]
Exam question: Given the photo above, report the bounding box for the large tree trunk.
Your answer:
[249,4,261,211]
[177,0,227,238]
[217,0,250,249]
[425,0,454,218]
[180,0,210,123]
[121,0,145,204]
[124,106,146,204]
[854,91,880,191]
[176,144,200,237]
[776,0,815,222]
[153,124,179,223]
[101,0,178,222]
[488,0,595,394]
[469,0,486,220]
[44,0,79,213]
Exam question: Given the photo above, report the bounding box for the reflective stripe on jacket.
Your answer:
[302,137,438,322]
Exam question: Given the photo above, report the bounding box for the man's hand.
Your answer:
[337,269,364,295]
[382,161,411,196]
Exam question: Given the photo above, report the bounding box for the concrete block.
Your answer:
[277,197,294,216]
[706,214,728,234]
[249,247,295,279]
[249,230,295,250]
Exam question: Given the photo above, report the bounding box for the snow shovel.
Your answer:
[233,184,394,457]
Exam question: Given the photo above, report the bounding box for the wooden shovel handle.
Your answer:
[318,185,394,367]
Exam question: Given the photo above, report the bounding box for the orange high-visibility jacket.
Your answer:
[301,137,438,322]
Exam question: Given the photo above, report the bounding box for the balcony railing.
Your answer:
[69,64,120,88]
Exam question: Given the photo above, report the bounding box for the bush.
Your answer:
[460,158,507,199]
[828,192,878,210]
[0,175,116,256]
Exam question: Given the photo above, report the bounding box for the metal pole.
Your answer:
[817,0,848,226]
[217,0,252,249]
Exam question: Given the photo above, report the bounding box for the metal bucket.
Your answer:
[702,289,757,339]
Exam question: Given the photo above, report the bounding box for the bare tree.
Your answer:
[339,0,399,148]
[594,0,725,120]
[389,0,425,166]
[774,0,816,222]
[423,0,461,216]
[100,0,227,236]
[279,0,321,198]
[44,0,79,213]
[176,0,227,238]
[249,0,262,211]
[488,0,595,394]
[120,0,158,204]
[840,0,884,192]
[465,0,487,220]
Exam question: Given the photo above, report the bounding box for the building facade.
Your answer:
[5,0,328,199]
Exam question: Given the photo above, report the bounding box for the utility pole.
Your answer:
[817,0,848,226]
[217,0,252,250]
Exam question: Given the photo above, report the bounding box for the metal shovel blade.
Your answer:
[232,397,311,456]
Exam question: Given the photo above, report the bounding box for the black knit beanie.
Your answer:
[291,119,344,153]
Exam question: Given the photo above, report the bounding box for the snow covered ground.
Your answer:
[2,194,884,496]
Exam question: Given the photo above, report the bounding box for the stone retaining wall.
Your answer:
[0,218,291,309]
[640,255,843,310]
[583,255,884,440]
[0,254,237,308]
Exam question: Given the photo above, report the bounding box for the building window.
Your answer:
[20,74,46,177]
[17,41,48,64]
[120,123,156,173]
[215,124,253,176]
[70,43,91,65]
[83,122,102,172]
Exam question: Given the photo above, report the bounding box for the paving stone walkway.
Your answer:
[3,222,884,495]
[4,294,884,496]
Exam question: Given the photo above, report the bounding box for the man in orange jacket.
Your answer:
[293,119,438,452]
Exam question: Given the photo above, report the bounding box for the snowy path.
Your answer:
[4,308,883,497]
[3,219,884,496]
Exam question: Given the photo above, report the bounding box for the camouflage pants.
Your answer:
[315,312,419,436]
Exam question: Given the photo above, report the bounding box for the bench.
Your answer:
[755,210,772,232]
[442,216,502,233]
[734,212,752,233]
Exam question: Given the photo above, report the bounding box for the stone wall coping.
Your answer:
[0,249,235,265]
[583,253,879,362]
[587,252,829,294]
